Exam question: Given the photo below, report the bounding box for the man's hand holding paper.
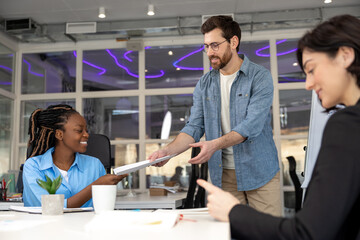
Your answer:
[113,154,176,175]
[147,148,172,167]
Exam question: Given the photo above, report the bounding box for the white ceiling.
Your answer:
[0,0,359,43]
[0,0,358,24]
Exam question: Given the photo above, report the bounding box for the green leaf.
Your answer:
[36,179,47,189]
[53,175,62,192]
[45,175,52,185]
[36,174,63,194]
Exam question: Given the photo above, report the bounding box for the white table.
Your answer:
[0,210,230,240]
[0,191,186,211]
[115,192,187,209]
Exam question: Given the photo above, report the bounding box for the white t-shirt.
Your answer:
[220,70,239,169]
[57,167,69,183]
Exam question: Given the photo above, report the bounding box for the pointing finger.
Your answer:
[197,179,221,194]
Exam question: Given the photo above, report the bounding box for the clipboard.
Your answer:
[113,154,177,175]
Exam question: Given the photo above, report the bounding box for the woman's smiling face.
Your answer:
[58,113,89,153]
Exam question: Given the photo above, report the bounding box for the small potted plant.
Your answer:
[37,175,64,215]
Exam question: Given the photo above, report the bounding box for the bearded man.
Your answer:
[149,15,281,216]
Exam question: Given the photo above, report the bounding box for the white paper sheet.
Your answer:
[113,154,177,175]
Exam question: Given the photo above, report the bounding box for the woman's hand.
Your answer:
[197,179,240,222]
[94,174,128,185]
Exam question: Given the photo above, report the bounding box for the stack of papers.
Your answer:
[113,154,177,175]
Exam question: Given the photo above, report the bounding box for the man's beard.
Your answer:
[209,48,232,70]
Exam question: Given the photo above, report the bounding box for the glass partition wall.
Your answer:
[0,42,15,186]
[6,30,309,214]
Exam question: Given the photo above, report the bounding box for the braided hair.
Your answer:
[27,104,78,158]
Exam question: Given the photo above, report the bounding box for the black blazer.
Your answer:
[229,99,360,240]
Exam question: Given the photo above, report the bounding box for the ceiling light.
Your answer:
[168,51,173,56]
[324,0,332,3]
[98,7,106,19]
[176,67,180,71]
[292,62,298,66]
[147,4,155,16]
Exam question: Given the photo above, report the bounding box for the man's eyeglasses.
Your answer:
[203,39,228,53]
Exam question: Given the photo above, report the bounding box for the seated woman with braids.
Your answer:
[23,104,127,208]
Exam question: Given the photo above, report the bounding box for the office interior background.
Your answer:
[1,0,359,214]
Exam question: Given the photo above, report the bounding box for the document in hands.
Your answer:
[113,154,177,175]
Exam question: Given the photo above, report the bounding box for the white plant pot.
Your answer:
[41,194,64,215]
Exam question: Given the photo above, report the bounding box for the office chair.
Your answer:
[83,134,112,173]
[286,156,303,212]
[182,147,208,209]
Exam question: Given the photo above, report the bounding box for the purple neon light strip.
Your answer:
[0,82,12,85]
[172,46,204,70]
[124,47,151,62]
[106,49,164,78]
[23,59,44,77]
[255,39,297,57]
[0,65,13,72]
[73,51,106,75]
[279,75,305,83]
[123,51,133,62]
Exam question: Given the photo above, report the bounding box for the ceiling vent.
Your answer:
[5,18,37,33]
[66,22,97,34]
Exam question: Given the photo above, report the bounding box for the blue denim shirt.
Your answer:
[181,55,279,191]
[23,147,106,207]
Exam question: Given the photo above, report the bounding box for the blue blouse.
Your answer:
[23,147,106,207]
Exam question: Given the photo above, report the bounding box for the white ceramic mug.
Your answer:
[92,185,117,214]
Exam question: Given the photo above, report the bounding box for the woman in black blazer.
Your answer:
[197,14,360,240]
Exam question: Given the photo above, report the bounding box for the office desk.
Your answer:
[115,191,187,209]
[0,191,186,210]
[0,210,230,240]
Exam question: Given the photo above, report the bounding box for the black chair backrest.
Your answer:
[83,134,112,172]
[26,144,33,159]
[182,147,208,209]
[16,164,24,194]
[286,156,303,212]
